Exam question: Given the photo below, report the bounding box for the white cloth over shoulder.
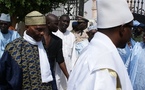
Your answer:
[23,31,53,83]
[67,32,133,90]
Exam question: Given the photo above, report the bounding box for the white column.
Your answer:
[92,0,97,19]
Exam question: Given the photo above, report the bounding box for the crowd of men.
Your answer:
[0,0,145,90]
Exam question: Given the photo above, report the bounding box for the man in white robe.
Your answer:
[67,0,134,90]
[53,14,76,90]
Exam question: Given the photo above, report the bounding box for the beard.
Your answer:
[0,28,8,34]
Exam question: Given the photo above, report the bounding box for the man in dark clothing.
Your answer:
[0,11,53,90]
[43,14,69,90]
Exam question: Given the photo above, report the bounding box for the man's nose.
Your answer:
[64,22,69,25]
[40,31,45,35]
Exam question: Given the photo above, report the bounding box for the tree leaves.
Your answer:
[0,0,68,21]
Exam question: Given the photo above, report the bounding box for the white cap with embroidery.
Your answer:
[88,25,97,31]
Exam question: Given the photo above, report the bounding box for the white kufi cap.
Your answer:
[88,25,97,31]
[97,0,133,29]
[0,13,10,22]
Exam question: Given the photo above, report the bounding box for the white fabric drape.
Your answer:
[23,31,53,83]
[67,32,133,90]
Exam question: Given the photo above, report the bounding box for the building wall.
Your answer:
[84,0,95,20]
[127,0,145,15]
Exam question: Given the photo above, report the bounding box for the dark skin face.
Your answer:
[46,14,59,33]
[98,21,133,49]
[86,29,97,42]
[59,15,70,33]
[118,21,133,48]
[0,20,10,34]
[26,25,46,41]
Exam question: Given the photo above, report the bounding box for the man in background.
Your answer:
[126,21,145,90]
[0,13,20,59]
[72,16,89,43]
[43,14,69,90]
[86,24,97,42]
[53,14,76,90]
[71,16,89,62]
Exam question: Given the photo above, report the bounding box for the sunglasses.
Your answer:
[0,22,9,26]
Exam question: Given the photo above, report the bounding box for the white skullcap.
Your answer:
[88,25,97,31]
[0,13,10,22]
[25,11,46,25]
[133,20,140,26]
[97,0,133,29]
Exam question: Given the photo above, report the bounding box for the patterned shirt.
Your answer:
[0,38,52,90]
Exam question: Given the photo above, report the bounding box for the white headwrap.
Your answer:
[88,25,97,31]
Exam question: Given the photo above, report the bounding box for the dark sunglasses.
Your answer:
[0,22,9,26]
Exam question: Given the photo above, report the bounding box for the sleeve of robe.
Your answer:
[94,69,117,90]
[77,69,118,90]
[68,67,119,90]
[0,51,22,90]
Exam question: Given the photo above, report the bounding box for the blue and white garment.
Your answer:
[118,38,136,68]
[128,42,145,90]
[0,30,20,58]
[75,39,89,56]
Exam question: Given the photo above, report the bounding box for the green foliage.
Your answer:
[0,0,68,21]
[132,33,143,42]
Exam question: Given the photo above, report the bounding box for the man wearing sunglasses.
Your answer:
[0,13,20,59]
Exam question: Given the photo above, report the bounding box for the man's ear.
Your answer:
[47,22,50,27]
[86,31,90,36]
